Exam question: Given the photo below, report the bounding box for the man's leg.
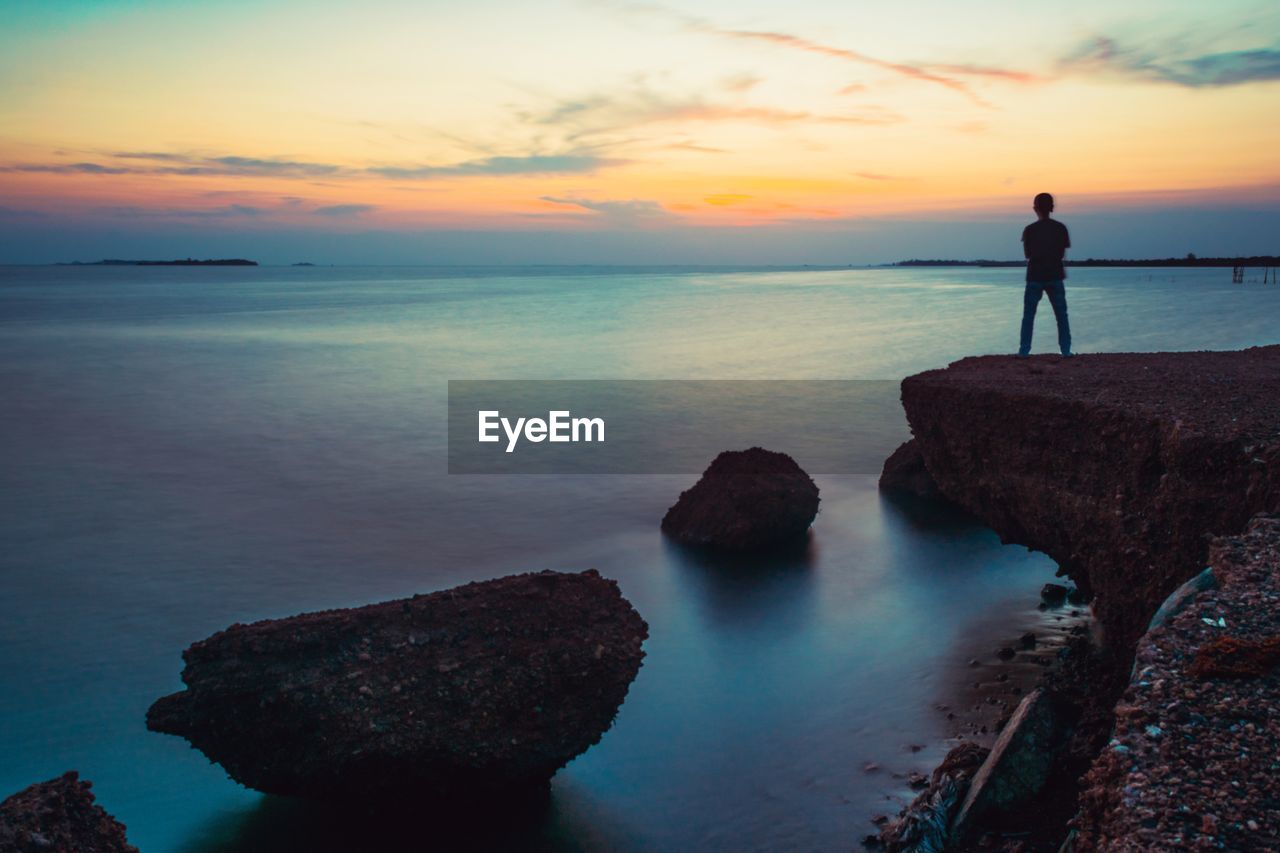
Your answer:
[1045,280,1072,355]
[1019,282,1043,356]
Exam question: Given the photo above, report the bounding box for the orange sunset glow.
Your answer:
[2,0,1279,262]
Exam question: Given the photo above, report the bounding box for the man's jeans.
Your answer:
[1019,279,1071,356]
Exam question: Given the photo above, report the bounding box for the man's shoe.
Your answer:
[1016,352,1030,359]
[1061,351,1075,358]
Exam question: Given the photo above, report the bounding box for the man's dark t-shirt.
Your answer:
[1021,218,1070,282]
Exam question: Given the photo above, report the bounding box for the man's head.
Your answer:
[1033,192,1055,218]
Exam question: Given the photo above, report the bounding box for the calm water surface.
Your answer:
[2,265,1278,851]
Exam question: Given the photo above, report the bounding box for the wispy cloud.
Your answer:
[313,203,377,216]
[587,0,1037,104]
[540,195,672,221]
[703,194,753,206]
[720,72,762,92]
[1063,36,1280,87]
[114,152,342,176]
[3,153,344,178]
[369,154,624,178]
[530,86,903,134]
[2,150,627,182]
[3,162,133,175]
[91,204,265,219]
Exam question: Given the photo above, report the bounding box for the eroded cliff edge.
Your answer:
[891,346,1280,849]
[900,347,1280,652]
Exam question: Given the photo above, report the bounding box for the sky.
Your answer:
[1,0,1278,264]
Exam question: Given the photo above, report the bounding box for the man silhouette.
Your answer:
[1018,192,1072,357]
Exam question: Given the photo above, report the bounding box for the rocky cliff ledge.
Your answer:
[888,346,1280,849]
[898,347,1280,651]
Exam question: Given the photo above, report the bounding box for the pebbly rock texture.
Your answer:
[0,772,136,853]
[897,347,1280,652]
[878,439,942,500]
[661,447,820,551]
[1074,514,1280,851]
[148,569,648,805]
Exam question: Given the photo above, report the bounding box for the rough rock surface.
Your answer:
[898,347,1280,651]
[878,439,942,499]
[888,347,1280,850]
[0,772,136,853]
[661,447,820,550]
[950,689,1064,841]
[148,569,648,804]
[1074,515,1280,851]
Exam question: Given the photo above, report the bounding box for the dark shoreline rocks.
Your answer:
[661,447,820,551]
[878,439,942,500]
[148,569,648,805]
[0,772,136,853]
[883,346,1280,850]
[950,689,1065,841]
[1074,515,1280,850]
[878,742,989,851]
[897,346,1280,652]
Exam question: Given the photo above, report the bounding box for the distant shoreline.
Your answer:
[57,258,259,267]
[894,256,1280,268]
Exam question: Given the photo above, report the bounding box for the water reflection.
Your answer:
[663,535,817,638]
[183,782,641,853]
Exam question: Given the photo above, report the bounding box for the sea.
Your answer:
[2,264,1278,851]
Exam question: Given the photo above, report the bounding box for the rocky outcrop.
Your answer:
[887,347,1280,850]
[1074,515,1280,850]
[878,440,942,500]
[896,347,1280,651]
[661,447,820,550]
[0,772,136,853]
[148,569,648,805]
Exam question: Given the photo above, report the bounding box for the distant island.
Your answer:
[59,258,259,266]
[894,255,1280,268]
[291,262,316,267]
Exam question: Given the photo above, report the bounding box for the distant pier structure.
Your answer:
[1231,265,1276,283]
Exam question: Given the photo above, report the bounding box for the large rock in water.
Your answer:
[147,569,647,804]
[0,772,136,853]
[661,447,820,550]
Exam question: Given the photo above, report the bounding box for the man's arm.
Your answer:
[1022,226,1031,260]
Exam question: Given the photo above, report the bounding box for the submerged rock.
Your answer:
[148,569,648,805]
[0,772,136,853]
[661,447,820,551]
